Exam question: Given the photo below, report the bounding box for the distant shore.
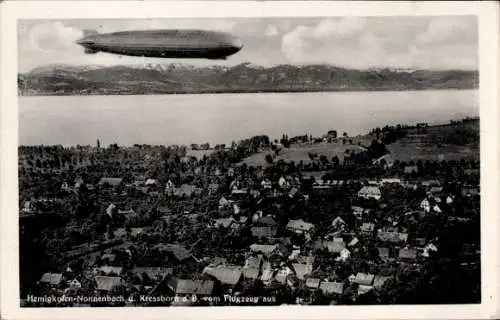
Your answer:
[18,63,478,97]
[19,86,478,97]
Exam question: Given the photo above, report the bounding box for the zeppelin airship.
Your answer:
[75,29,243,60]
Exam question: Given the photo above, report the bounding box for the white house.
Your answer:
[381,178,401,185]
[358,186,382,200]
[446,195,454,204]
[286,219,314,235]
[218,197,231,209]
[106,203,116,218]
[279,176,289,189]
[433,204,442,213]
[68,278,82,289]
[334,248,351,262]
[420,199,431,213]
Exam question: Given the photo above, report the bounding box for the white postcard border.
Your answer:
[1,1,499,319]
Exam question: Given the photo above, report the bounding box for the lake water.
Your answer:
[19,90,478,146]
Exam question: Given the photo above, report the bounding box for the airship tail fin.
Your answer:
[83,29,98,37]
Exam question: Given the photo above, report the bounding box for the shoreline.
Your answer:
[18,86,478,97]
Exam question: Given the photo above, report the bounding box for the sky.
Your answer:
[17,16,478,73]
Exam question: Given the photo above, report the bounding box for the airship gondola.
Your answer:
[76,29,243,60]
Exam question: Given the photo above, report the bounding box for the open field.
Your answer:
[240,142,367,167]
[386,141,479,162]
[240,119,480,166]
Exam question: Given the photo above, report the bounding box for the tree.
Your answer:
[265,154,274,164]
[327,130,338,139]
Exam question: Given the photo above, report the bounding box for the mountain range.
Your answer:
[18,63,478,96]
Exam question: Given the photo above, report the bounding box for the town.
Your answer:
[19,118,480,306]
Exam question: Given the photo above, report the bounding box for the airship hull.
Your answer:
[76,29,242,59]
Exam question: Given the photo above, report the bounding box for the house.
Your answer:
[430,186,443,194]
[213,218,235,229]
[373,276,391,290]
[260,261,274,285]
[157,206,172,215]
[377,231,408,244]
[250,189,261,199]
[155,244,192,263]
[289,187,299,198]
[415,238,426,247]
[203,265,243,287]
[446,195,454,204]
[398,248,418,261]
[404,165,418,174]
[422,243,438,257]
[96,266,123,276]
[372,154,394,168]
[243,255,263,280]
[67,278,82,289]
[358,186,382,200]
[249,244,279,257]
[257,215,277,227]
[464,168,480,176]
[286,219,314,234]
[420,199,431,213]
[319,281,344,296]
[173,184,202,197]
[167,279,214,296]
[100,253,117,264]
[22,201,34,213]
[106,203,116,218]
[251,226,277,238]
[361,223,375,234]
[218,197,231,209]
[165,180,175,191]
[348,237,359,247]
[313,185,334,196]
[337,248,351,262]
[118,208,135,217]
[113,227,143,239]
[208,257,228,267]
[353,273,374,286]
[292,263,313,281]
[131,267,173,283]
[357,285,374,295]
[461,185,480,197]
[74,177,84,189]
[422,179,441,187]
[331,216,346,230]
[433,204,442,213]
[98,177,123,188]
[378,247,390,260]
[381,178,401,185]
[39,273,63,286]
[208,183,219,194]
[351,206,366,219]
[145,179,157,186]
[305,278,321,290]
[274,266,294,284]
[279,176,289,189]
[324,241,346,254]
[261,179,272,189]
[95,276,123,292]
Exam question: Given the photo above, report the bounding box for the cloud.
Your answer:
[281,16,477,70]
[415,16,477,46]
[312,17,365,39]
[21,21,83,53]
[264,25,279,37]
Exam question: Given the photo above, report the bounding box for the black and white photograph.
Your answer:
[1,1,499,319]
